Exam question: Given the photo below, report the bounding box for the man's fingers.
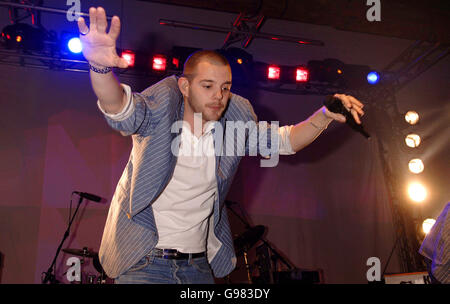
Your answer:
[335,94,353,111]
[348,95,364,109]
[77,17,89,35]
[351,109,362,124]
[108,16,121,41]
[96,7,107,33]
[350,103,364,116]
[334,94,364,116]
[89,7,97,33]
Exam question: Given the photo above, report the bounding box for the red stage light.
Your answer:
[121,51,135,67]
[172,57,179,69]
[268,66,280,80]
[153,56,167,71]
[296,67,309,82]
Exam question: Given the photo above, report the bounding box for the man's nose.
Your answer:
[214,88,223,100]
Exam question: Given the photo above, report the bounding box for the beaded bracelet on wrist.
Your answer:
[89,63,112,74]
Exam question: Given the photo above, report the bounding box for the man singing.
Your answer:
[77,7,365,284]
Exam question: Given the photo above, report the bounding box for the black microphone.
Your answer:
[324,95,370,139]
[72,191,102,202]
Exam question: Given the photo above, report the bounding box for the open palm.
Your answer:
[77,7,128,69]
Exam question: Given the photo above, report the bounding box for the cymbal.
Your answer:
[234,225,266,255]
[62,247,98,258]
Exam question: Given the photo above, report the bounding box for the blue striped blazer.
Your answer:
[98,75,276,279]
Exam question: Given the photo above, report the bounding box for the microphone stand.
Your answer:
[42,195,85,284]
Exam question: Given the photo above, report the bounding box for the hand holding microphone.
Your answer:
[323,94,370,139]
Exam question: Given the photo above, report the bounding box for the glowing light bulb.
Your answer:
[405,111,419,125]
[408,182,427,203]
[422,218,436,234]
[405,134,421,148]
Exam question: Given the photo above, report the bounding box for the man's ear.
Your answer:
[178,77,190,98]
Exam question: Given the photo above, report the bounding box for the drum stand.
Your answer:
[243,249,253,284]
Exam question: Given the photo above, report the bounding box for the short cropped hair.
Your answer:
[182,50,230,81]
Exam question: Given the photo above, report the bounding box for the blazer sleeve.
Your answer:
[97,76,180,137]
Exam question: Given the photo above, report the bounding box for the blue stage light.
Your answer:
[68,37,82,53]
[367,71,379,84]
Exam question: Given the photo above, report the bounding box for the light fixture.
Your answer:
[408,159,424,174]
[152,55,167,71]
[367,71,379,84]
[172,57,180,69]
[67,37,82,54]
[405,111,419,125]
[1,23,45,51]
[422,218,436,234]
[121,50,135,67]
[296,67,309,82]
[268,66,280,80]
[405,134,421,148]
[408,182,427,203]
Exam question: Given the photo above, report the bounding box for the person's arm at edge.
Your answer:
[288,106,333,152]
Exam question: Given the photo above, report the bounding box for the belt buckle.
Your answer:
[163,249,179,258]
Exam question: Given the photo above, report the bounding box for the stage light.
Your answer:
[296,67,309,82]
[422,218,436,234]
[67,37,82,54]
[121,50,135,67]
[408,182,427,203]
[307,59,345,85]
[1,23,45,51]
[217,47,253,85]
[152,55,166,71]
[367,71,379,84]
[60,32,85,57]
[268,66,280,80]
[172,57,180,69]
[405,134,421,148]
[408,159,424,174]
[405,111,419,125]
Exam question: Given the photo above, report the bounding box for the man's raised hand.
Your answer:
[77,7,128,69]
[324,94,365,124]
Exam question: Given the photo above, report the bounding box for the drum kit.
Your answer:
[227,200,318,284]
[62,247,110,284]
[232,225,266,284]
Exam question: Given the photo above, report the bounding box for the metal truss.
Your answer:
[222,12,266,49]
[0,48,178,81]
[254,81,342,96]
[159,17,324,48]
[346,40,449,274]
[5,0,43,25]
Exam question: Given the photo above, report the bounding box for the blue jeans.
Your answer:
[115,249,215,284]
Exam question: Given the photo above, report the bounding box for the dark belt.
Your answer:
[153,248,206,260]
